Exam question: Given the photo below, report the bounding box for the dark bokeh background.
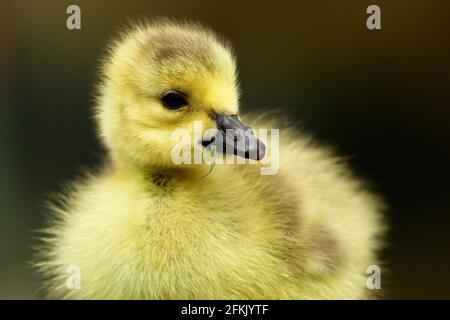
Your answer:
[1,0,449,299]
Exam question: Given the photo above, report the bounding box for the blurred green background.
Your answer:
[1,0,449,299]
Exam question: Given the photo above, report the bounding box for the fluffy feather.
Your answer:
[34,20,385,299]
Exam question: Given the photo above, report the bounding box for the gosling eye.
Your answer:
[161,91,188,110]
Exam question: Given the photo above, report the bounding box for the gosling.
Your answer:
[34,20,385,299]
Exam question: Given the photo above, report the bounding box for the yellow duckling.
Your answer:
[35,20,385,299]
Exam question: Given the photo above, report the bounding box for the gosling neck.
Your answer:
[111,152,208,187]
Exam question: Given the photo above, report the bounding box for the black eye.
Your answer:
[161,91,188,110]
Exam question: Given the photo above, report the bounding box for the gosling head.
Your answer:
[96,20,265,171]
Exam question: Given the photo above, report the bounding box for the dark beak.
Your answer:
[202,113,266,160]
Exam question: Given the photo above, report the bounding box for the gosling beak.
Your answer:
[202,113,266,160]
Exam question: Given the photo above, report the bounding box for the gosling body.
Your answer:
[35,20,385,299]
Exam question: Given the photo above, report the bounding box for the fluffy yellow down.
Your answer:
[34,20,385,299]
